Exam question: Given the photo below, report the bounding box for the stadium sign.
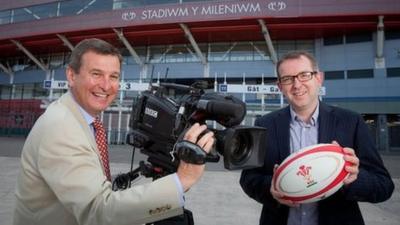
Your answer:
[121,1,290,22]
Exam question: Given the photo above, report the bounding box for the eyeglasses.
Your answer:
[278,71,317,85]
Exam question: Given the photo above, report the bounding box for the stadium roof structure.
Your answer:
[0,0,399,59]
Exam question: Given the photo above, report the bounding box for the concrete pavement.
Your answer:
[0,137,399,225]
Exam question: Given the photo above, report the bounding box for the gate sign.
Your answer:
[43,80,68,89]
[218,84,280,94]
[218,84,326,95]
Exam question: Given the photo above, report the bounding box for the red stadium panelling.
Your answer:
[0,100,44,130]
[0,0,399,58]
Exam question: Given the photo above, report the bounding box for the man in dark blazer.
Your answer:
[240,51,394,225]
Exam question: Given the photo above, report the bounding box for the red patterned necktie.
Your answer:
[93,117,111,181]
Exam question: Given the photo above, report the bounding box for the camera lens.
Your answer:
[228,132,251,165]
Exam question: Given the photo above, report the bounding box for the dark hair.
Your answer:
[276,51,319,77]
[68,38,123,73]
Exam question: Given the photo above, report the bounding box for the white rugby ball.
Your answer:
[273,143,350,203]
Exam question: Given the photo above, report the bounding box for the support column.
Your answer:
[11,40,49,72]
[258,19,278,64]
[56,34,74,51]
[179,23,209,77]
[0,63,13,76]
[114,28,147,79]
[375,16,385,69]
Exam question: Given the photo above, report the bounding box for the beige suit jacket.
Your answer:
[13,92,183,225]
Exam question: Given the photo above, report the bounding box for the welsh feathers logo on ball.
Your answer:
[273,144,350,203]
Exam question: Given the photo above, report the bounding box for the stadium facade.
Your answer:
[0,0,399,151]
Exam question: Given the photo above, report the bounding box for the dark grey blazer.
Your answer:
[240,102,394,225]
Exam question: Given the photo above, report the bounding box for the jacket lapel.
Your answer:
[318,102,335,144]
[59,92,98,152]
[276,107,291,160]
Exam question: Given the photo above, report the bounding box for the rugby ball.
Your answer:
[273,143,350,203]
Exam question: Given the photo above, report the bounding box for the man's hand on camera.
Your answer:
[177,123,214,192]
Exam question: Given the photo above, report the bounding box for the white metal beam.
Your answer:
[179,23,207,65]
[113,28,144,66]
[76,0,96,15]
[56,34,74,51]
[23,8,41,20]
[377,15,384,58]
[0,63,13,76]
[258,19,278,64]
[11,39,49,72]
[250,41,269,60]
[221,42,237,61]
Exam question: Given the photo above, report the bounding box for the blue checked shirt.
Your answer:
[287,104,319,225]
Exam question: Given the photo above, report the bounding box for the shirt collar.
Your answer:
[71,94,96,126]
[290,103,319,126]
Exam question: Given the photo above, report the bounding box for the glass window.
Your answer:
[60,0,112,17]
[33,82,47,98]
[121,47,146,65]
[276,40,314,59]
[165,45,189,63]
[387,67,400,78]
[230,43,253,61]
[22,84,35,99]
[209,42,267,62]
[346,32,372,43]
[347,69,374,79]
[12,8,35,23]
[149,45,167,63]
[12,3,59,23]
[251,42,269,61]
[182,0,216,2]
[0,85,12,100]
[295,40,314,52]
[49,54,65,69]
[13,84,24,99]
[0,10,11,25]
[324,71,345,80]
[113,0,177,9]
[323,36,343,45]
[385,30,400,40]
[209,43,231,62]
[276,40,295,58]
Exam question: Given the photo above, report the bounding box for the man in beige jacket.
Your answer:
[13,38,214,225]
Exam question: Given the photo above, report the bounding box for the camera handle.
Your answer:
[174,140,219,165]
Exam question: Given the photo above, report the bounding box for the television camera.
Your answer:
[113,81,266,190]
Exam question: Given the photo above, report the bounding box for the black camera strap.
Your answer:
[173,140,220,165]
[173,141,208,164]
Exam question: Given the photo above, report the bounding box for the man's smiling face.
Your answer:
[67,51,120,117]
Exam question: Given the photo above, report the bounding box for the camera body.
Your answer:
[127,82,266,175]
